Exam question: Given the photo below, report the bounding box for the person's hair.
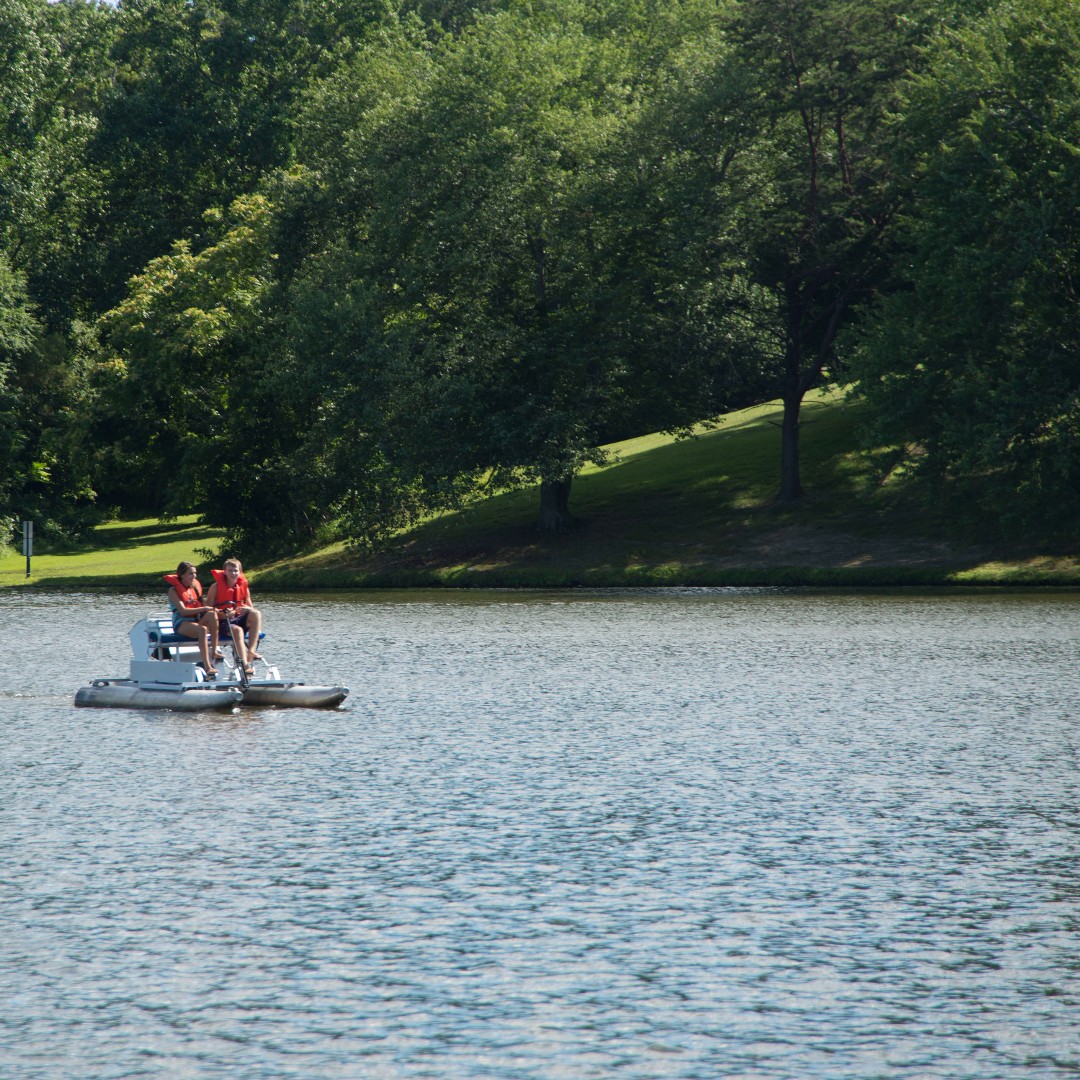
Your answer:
[176,560,197,577]
[224,558,243,572]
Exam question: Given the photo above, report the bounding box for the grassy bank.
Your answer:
[4,388,1079,591]
[0,517,224,591]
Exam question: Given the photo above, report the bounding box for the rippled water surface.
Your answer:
[2,588,1079,1078]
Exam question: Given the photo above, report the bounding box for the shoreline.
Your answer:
[6,564,1080,592]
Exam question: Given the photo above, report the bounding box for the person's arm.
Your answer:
[171,586,209,618]
[206,583,220,610]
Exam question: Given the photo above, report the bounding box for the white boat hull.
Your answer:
[74,680,243,711]
[240,682,349,708]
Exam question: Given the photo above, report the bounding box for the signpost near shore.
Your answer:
[22,520,32,578]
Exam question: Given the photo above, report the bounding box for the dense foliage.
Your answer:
[850,0,1080,534]
[1,0,1076,555]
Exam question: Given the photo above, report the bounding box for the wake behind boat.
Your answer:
[74,612,350,710]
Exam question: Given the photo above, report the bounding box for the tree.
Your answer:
[851,0,1080,533]
[0,0,116,541]
[84,0,386,313]
[92,191,336,552]
[722,0,956,501]
[598,1,777,444]
[0,254,41,538]
[290,4,644,536]
[0,0,115,327]
[290,0,772,542]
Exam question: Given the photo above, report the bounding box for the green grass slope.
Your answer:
[256,388,1080,588]
[3,388,1078,590]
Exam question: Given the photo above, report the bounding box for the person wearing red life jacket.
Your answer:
[164,561,222,677]
[207,558,263,676]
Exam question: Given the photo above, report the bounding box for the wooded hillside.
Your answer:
[2,0,1077,559]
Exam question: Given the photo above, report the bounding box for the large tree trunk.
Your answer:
[776,278,847,502]
[539,475,573,533]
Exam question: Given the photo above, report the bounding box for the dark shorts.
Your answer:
[221,611,249,631]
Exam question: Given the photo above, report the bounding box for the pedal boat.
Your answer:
[74,613,349,710]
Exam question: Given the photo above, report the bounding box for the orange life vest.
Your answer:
[164,573,203,611]
[210,567,250,610]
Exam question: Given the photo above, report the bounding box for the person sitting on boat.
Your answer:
[164,561,222,678]
[207,558,264,675]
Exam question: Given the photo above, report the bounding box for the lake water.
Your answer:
[1,588,1078,1078]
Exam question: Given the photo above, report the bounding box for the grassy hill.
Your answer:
[256,387,1080,588]
[4,388,1078,591]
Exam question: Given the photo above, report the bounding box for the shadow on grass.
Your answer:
[49,520,222,557]
[10,571,181,593]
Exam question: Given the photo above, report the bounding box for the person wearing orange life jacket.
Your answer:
[207,558,264,675]
[164,561,222,677]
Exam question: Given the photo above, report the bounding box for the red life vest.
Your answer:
[164,572,203,609]
[210,567,250,610]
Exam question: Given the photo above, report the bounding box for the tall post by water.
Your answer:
[22,519,32,578]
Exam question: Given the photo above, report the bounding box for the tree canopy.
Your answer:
[851,0,1080,532]
[1,0,1076,554]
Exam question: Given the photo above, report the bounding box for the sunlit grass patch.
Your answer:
[0,516,223,589]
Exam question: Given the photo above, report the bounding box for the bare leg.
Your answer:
[178,620,214,672]
[230,622,249,669]
[246,608,263,660]
[202,611,221,658]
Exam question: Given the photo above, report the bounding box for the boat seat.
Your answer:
[147,620,264,650]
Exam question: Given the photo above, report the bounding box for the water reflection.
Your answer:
[1,589,1078,1077]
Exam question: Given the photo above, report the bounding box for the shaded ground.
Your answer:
[255,500,1078,589]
